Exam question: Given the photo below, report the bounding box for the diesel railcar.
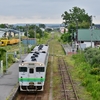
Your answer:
[19,44,49,91]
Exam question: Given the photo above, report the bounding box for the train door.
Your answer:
[28,64,35,83]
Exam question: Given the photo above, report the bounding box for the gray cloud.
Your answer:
[0,0,100,24]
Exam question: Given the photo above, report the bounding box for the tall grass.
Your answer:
[71,52,100,100]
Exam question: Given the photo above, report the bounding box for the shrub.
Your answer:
[84,48,100,68]
[81,79,90,86]
[90,68,100,75]
[98,77,100,81]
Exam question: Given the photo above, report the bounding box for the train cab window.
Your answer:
[36,67,45,72]
[19,67,27,72]
[29,68,34,73]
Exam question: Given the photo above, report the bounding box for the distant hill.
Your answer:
[13,23,62,28]
[13,23,100,29]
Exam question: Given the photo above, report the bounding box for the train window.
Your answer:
[36,67,45,72]
[29,68,34,73]
[19,67,27,72]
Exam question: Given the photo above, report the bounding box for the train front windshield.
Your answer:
[36,67,45,72]
[19,67,27,72]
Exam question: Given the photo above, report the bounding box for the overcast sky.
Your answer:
[0,0,100,24]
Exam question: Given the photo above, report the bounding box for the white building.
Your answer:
[60,27,68,33]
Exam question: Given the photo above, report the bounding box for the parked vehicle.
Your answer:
[0,39,20,46]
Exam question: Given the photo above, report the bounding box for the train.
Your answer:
[0,39,20,46]
[19,44,49,91]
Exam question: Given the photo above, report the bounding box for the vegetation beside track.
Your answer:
[64,51,100,100]
[0,44,19,71]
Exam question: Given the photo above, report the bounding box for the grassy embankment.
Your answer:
[67,52,100,100]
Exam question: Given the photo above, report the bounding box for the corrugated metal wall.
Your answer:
[22,38,36,45]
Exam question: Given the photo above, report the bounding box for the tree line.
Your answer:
[0,23,50,40]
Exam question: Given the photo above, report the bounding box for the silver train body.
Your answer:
[19,44,49,91]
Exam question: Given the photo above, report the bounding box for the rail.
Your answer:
[17,92,42,100]
[58,57,79,100]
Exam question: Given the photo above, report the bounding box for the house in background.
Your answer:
[59,27,68,33]
[0,28,24,38]
[74,29,100,50]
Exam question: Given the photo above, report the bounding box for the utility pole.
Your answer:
[26,24,29,52]
[75,19,78,52]
[76,19,78,42]
[71,29,73,47]
[90,15,93,48]
[19,29,21,59]
[90,15,96,47]
[27,29,28,49]
[34,25,36,45]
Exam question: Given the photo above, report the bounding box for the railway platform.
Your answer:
[62,43,77,55]
[0,54,27,100]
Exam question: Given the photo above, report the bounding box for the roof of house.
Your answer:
[78,29,100,41]
[0,28,19,33]
[0,31,5,38]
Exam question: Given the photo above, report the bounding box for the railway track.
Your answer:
[17,92,43,100]
[58,57,79,100]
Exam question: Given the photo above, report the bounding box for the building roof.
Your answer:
[78,29,100,41]
[0,31,5,38]
[0,28,20,33]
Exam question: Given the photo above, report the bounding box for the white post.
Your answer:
[6,52,8,73]
[0,60,3,76]
[19,30,21,58]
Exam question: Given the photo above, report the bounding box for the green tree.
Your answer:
[39,24,46,28]
[61,32,71,42]
[36,27,43,37]
[0,48,6,66]
[0,24,7,28]
[36,33,40,39]
[45,28,53,32]
[24,24,43,39]
[16,26,24,31]
[28,29,35,38]
[44,32,49,38]
[61,6,91,31]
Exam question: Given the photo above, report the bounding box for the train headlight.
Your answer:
[29,82,34,85]
[38,82,41,84]
[38,77,43,84]
[20,76,23,82]
[21,63,24,66]
[39,63,43,66]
